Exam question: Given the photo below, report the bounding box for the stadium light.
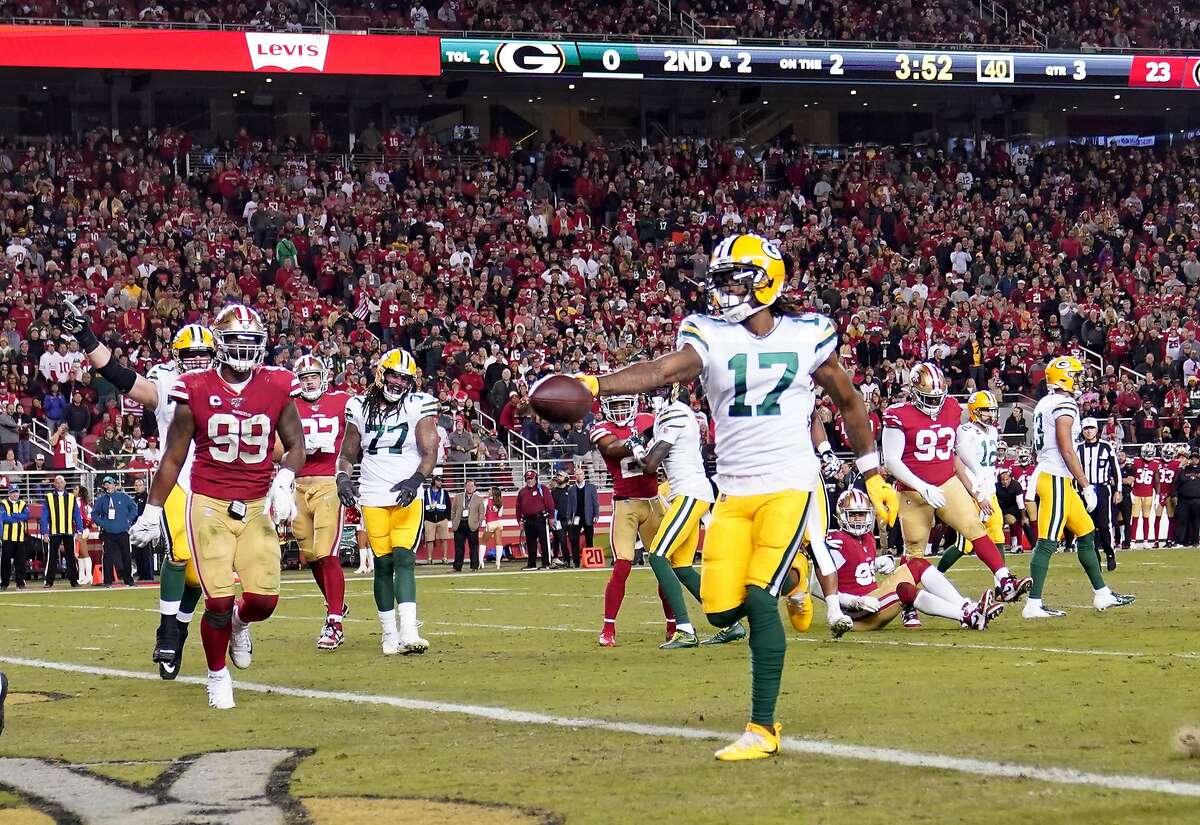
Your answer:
[265,78,272,84]
[568,83,575,90]
[1113,93,1121,100]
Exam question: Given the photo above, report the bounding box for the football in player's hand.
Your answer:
[529,374,593,424]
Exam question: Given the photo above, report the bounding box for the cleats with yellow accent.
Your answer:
[785,593,814,632]
[659,630,699,649]
[715,722,782,761]
[700,623,746,645]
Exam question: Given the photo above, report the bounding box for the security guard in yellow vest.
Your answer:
[1,486,28,590]
[39,475,81,588]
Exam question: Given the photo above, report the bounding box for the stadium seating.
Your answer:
[1,0,1195,49]
[1,123,1199,478]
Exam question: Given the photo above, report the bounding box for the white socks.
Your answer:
[918,565,967,605]
[378,608,397,635]
[677,622,695,635]
[398,602,417,633]
[160,599,181,616]
[913,590,969,621]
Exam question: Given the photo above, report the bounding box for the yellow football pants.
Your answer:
[362,499,424,558]
[956,493,1005,555]
[700,490,812,615]
[1036,473,1094,542]
[650,494,710,568]
[162,484,200,588]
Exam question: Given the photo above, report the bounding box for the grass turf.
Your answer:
[0,550,1199,824]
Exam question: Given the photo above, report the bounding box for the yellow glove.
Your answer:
[865,473,899,528]
[573,373,600,398]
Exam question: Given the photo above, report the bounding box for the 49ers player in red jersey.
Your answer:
[1155,444,1181,548]
[882,363,1031,603]
[131,304,307,710]
[293,354,353,650]
[1130,444,1160,548]
[589,393,675,647]
[811,489,1000,632]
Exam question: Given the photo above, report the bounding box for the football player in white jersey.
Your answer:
[1024,357,1135,618]
[61,297,214,680]
[638,384,725,649]
[336,348,440,655]
[577,233,898,761]
[938,391,1005,575]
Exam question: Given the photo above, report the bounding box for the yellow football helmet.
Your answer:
[966,390,999,426]
[375,348,418,403]
[171,324,216,372]
[704,234,787,323]
[1045,355,1084,396]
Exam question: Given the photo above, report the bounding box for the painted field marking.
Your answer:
[2,654,1200,800]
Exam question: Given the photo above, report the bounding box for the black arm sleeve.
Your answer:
[99,359,138,393]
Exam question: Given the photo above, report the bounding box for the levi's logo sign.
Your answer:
[245,33,331,72]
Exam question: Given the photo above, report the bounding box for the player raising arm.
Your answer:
[578,233,898,762]
[132,305,306,709]
[60,296,214,680]
[1023,357,1135,618]
[335,348,439,657]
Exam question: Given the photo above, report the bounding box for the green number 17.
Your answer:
[728,352,799,417]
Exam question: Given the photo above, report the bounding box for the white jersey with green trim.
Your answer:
[1032,391,1080,479]
[149,363,195,492]
[346,391,439,507]
[677,311,837,496]
[955,420,999,498]
[652,399,713,503]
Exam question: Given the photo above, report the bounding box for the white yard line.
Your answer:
[2,654,1199,800]
[792,635,1200,660]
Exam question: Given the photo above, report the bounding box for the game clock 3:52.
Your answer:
[894,53,954,82]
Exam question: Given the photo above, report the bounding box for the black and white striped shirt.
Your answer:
[1079,439,1121,490]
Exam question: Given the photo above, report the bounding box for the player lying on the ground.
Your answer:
[800,489,1002,634]
[336,348,437,656]
[61,296,214,682]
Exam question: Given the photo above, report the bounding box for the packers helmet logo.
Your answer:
[761,239,782,260]
[494,42,566,74]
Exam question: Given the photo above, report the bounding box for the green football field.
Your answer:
[1,550,1199,824]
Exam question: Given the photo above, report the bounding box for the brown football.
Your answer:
[529,374,594,424]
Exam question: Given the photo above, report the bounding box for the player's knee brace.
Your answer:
[204,596,236,627]
[896,581,919,606]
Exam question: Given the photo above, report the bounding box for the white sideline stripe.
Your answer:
[2,654,1200,800]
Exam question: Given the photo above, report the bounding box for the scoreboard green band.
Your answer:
[440,38,1200,91]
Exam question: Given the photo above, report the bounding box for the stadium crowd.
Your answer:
[2,122,1200,477]
[3,0,1199,50]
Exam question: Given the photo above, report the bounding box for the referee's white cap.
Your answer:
[1081,417,1098,429]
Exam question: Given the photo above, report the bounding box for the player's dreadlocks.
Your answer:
[362,382,394,429]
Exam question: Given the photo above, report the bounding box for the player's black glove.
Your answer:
[391,471,426,507]
[335,471,358,508]
[61,295,99,352]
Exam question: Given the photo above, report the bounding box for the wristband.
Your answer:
[274,467,295,487]
[73,325,100,354]
[855,453,881,473]
[816,440,832,455]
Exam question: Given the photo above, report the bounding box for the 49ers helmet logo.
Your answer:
[493,42,566,74]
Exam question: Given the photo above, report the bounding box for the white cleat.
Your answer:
[400,632,429,655]
[828,615,853,639]
[207,669,235,709]
[1022,603,1067,619]
[1094,591,1136,611]
[381,631,402,656]
[228,619,253,669]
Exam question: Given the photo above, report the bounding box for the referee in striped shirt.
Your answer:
[1079,417,1121,571]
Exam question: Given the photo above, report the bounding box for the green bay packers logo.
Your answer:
[761,239,783,260]
[494,42,566,74]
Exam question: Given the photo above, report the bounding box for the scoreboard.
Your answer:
[441,39,1200,91]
